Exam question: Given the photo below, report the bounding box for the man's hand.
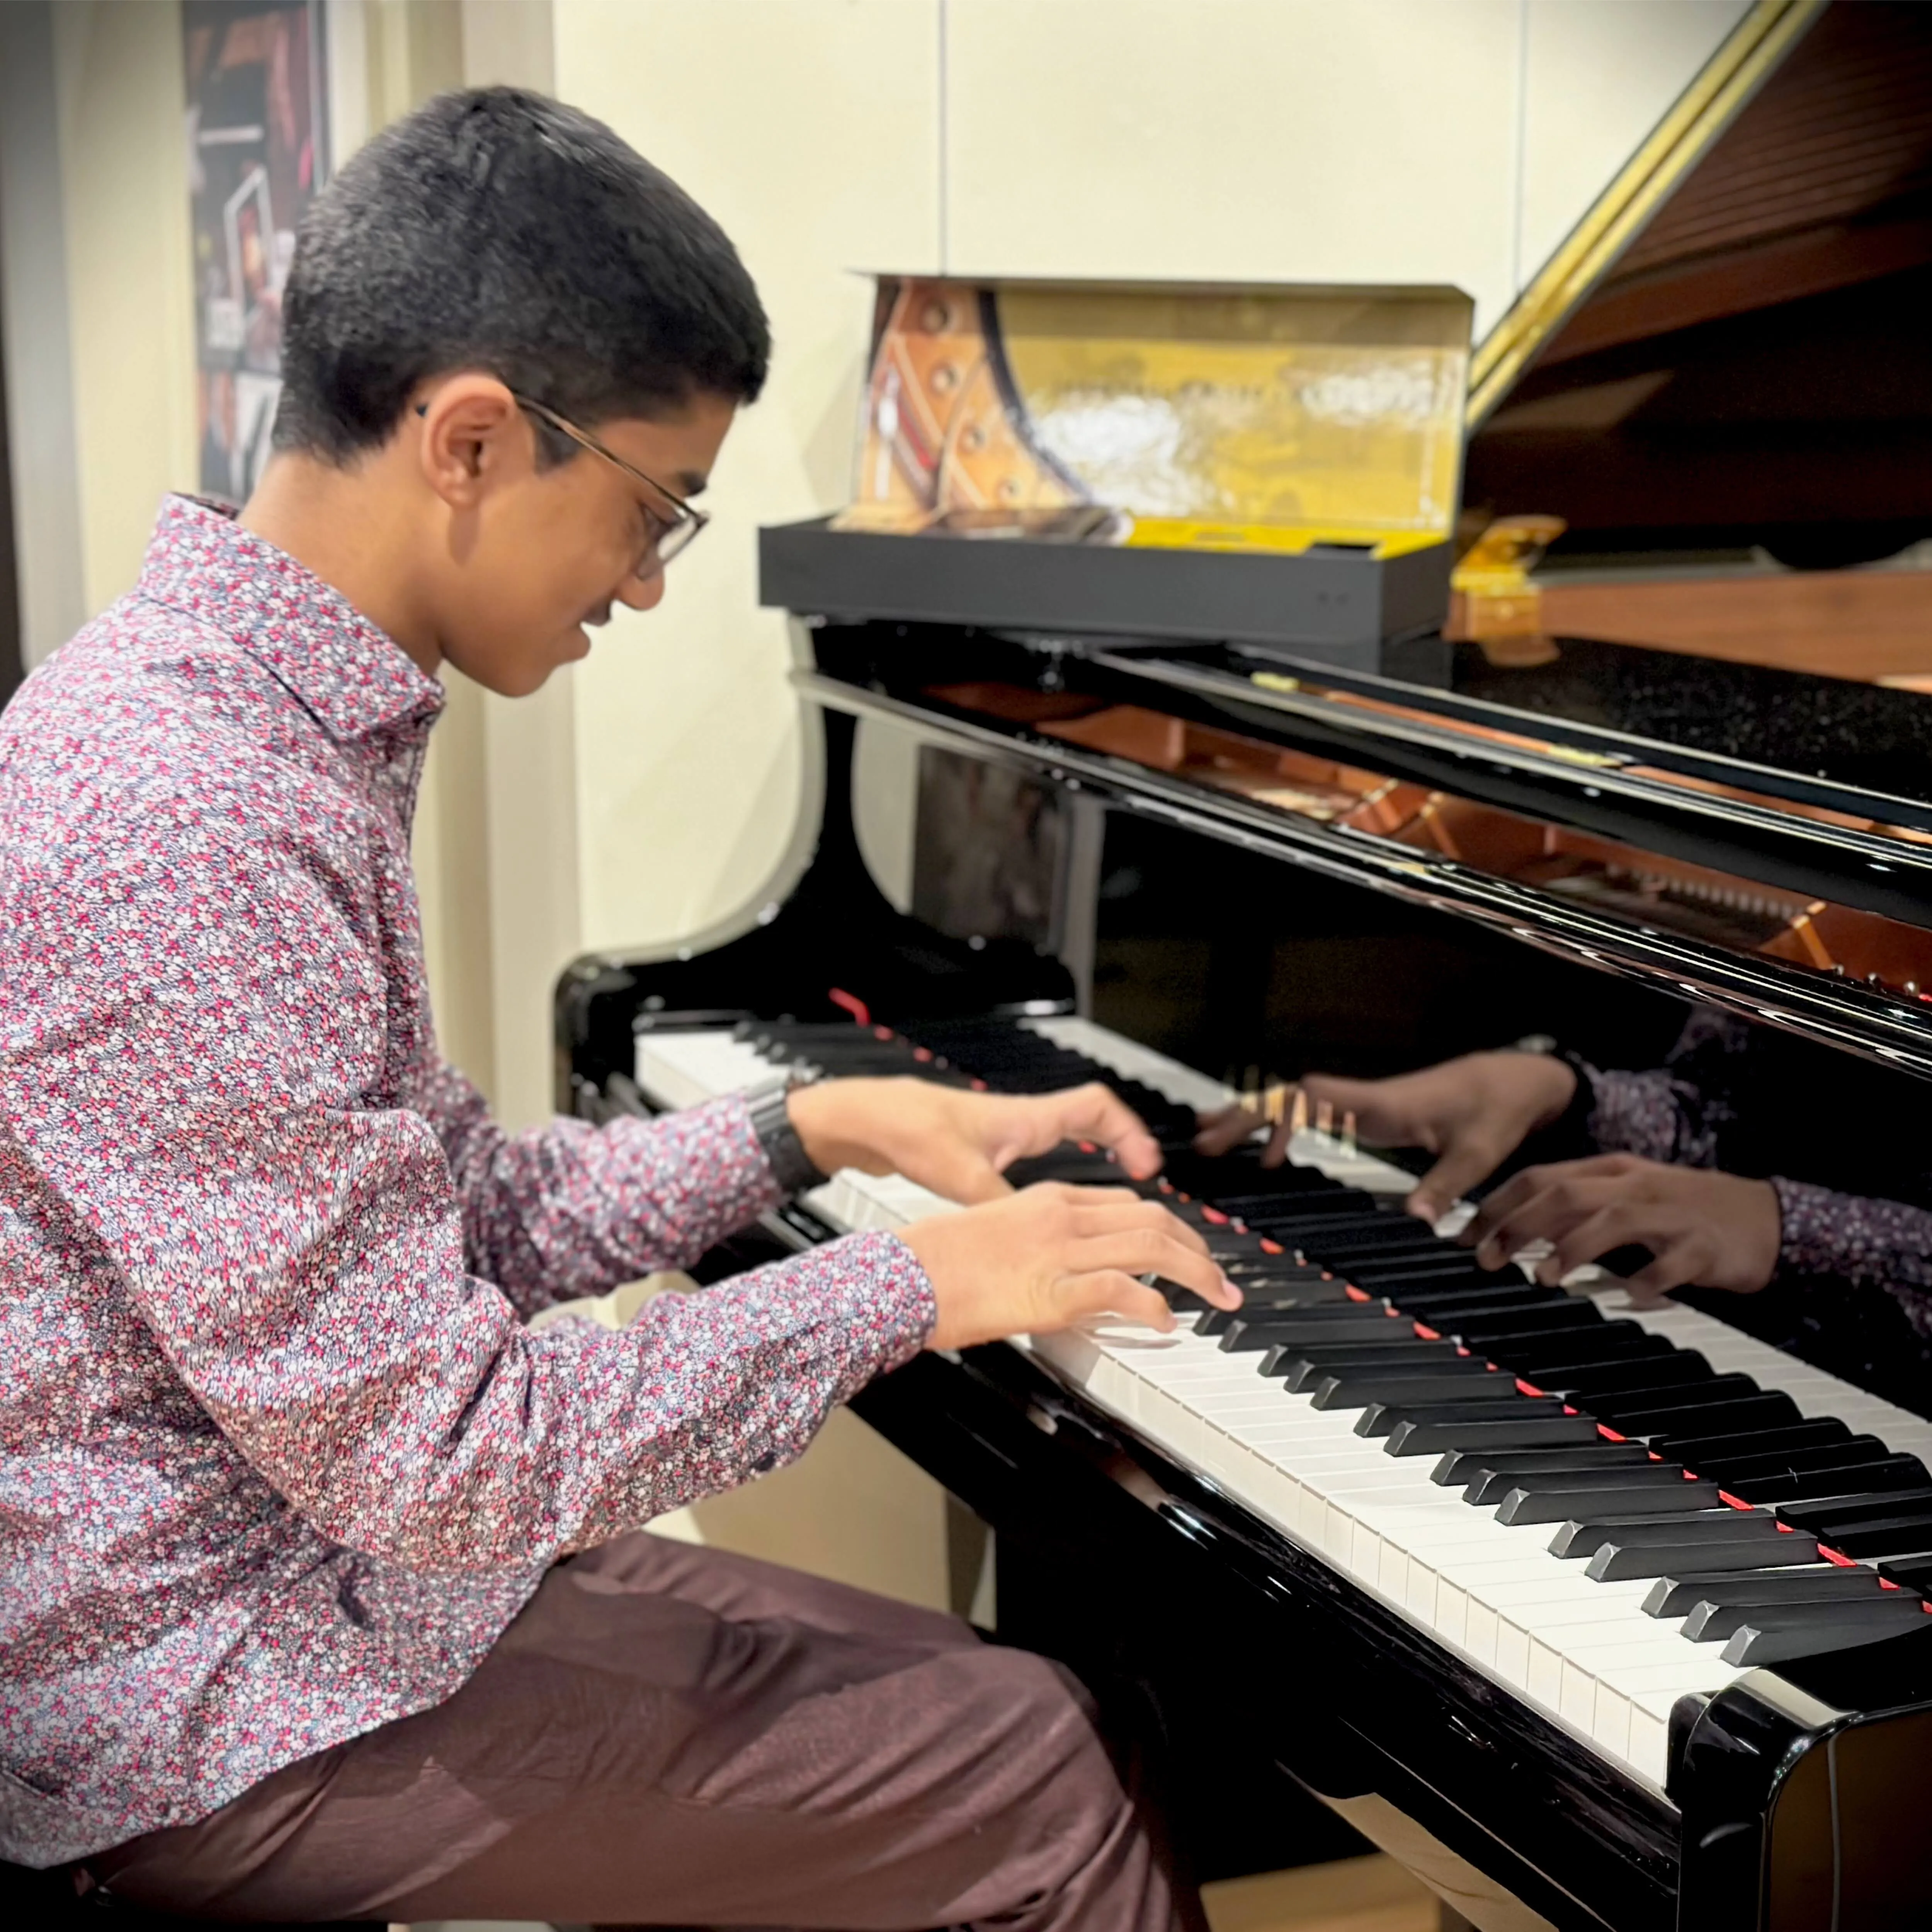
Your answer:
[786,1077,1163,1206]
[1459,1153,1782,1303]
[1194,1051,1579,1223]
[900,1184,1240,1351]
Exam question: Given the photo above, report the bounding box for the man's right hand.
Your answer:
[900,1184,1240,1352]
[1194,1051,1580,1225]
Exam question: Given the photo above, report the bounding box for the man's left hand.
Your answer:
[786,1078,1162,1206]
[1459,1153,1782,1304]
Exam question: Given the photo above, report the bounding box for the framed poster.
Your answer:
[184,0,328,502]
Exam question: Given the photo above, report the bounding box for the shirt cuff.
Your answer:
[1769,1172,1932,1303]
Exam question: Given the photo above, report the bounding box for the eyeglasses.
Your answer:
[509,393,709,578]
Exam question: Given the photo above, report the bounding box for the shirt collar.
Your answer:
[135,495,446,740]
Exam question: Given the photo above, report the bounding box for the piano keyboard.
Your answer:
[633,1015,1932,1795]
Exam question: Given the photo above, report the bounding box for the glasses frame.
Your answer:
[508,391,709,577]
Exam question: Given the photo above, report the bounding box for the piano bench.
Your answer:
[0,1855,384,1929]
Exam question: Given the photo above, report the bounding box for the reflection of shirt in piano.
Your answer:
[0,497,935,1868]
[1564,1006,1932,1355]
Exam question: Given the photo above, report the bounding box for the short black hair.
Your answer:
[275,87,769,462]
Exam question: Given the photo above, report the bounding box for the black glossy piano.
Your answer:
[556,8,1932,1925]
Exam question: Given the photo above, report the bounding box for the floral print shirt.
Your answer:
[0,497,933,1866]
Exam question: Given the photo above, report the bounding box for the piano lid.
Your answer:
[1463,0,1932,571]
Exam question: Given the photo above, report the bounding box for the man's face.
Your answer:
[431,387,738,697]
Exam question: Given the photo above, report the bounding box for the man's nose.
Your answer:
[618,570,667,612]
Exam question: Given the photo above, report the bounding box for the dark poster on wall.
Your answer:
[184,0,327,503]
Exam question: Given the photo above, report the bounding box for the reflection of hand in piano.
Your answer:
[1464,1155,1782,1303]
[1194,1050,1581,1223]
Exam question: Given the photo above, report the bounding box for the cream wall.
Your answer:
[556,0,1752,974]
[0,1,198,661]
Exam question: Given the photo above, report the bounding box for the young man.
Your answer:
[0,90,1235,1929]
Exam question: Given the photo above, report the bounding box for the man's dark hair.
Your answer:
[275,88,769,462]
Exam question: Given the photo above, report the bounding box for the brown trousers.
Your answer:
[89,1534,1204,1930]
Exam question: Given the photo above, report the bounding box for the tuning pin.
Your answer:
[1264,1081,1287,1127]
[1290,1087,1310,1136]
[1316,1097,1335,1138]
[1341,1109,1359,1157]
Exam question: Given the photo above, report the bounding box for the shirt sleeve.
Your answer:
[1772,1177,1932,1309]
[410,1059,786,1317]
[4,777,935,1574]
[1579,1064,1724,1167]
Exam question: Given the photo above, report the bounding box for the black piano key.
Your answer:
[1464,1460,1691,1507]
[1815,1515,1932,1560]
[1313,1366,1515,1411]
[1446,1303,1604,1342]
[1730,1455,1929,1508]
[1218,1259,1335,1284]
[1357,1395,1573,1440]
[1550,1510,1787,1560]
[1776,1485,1932,1535]
[1296,1226,1447,1260]
[1242,1209,1393,1240]
[1384,1414,1604,1456]
[1584,1374,1762,1422]
[1343,1260,1500,1292]
[1692,1434,1897,1487]
[1722,1605,1932,1666]
[1683,1593,1930,1644]
[1192,1281,1356,1320]
[1618,1395,1802,1442]
[1488,1325,1668,1371]
[1879,1556,1932,1591]
[1642,1567,1889,1618]
[1391,1286,1568,1320]
[1651,1418,1852,1466]
[1587,1531,1821,1583]
[1214,1303,1403,1335]
[1220,1316,1364,1353]
[1431,1442,1656,1488]
[1526,1352,1714,1400]
[1266,1338,1462,1386]
[1496,1479,1727,1526]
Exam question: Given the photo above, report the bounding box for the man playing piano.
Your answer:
[1201,1005,1932,1378]
[0,88,1236,1931]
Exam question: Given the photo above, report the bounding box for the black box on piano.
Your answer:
[759,515,1454,671]
[760,273,1471,675]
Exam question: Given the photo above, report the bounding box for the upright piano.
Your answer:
[556,6,1932,1925]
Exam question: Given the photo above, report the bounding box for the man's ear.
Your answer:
[414,376,527,508]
